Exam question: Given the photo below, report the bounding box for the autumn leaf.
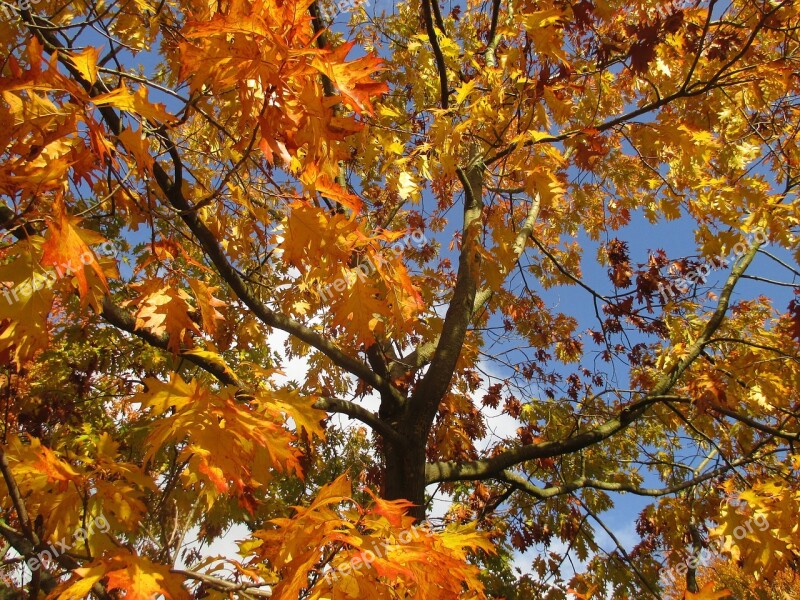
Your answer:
[280,201,360,270]
[49,563,106,600]
[684,583,732,600]
[181,348,237,381]
[133,375,306,503]
[65,46,100,85]
[312,173,364,213]
[40,198,108,299]
[188,278,226,336]
[128,283,200,352]
[310,41,389,115]
[330,272,385,344]
[54,552,190,600]
[268,387,326,441]
[92,86,175,123]
[0,278,53,368]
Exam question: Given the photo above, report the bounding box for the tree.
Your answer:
[0,0,798,597]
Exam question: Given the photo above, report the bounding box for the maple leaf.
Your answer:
[127,283,200,353]
[134,376,305,504]
[267,387,326,441]
[330,273,386,344]
[188,278,226,336]
[522,8,570,64]
[0,238,56,367]
[280,201,360,270]
[369,251,424,331]
[55,552,190,600]
[40,199,108,299]
[117,125,155,176]
[310,173,364,213]
[32,443,81,484]
[65,46,101,85]
[92,86,175,123]
[0,282,52,368]
[310,41,389,115]
[49,563,106,600]
[135,373,199,415]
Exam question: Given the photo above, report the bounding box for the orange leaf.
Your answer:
[188,278,226,336]
[40,199,108,299]
[330,273,386,344]
[310,41,388,115]
[104,553,190,600]
[65,46,100,85]
[313,174,363,213]
[117,125,155,175]
[128,283,199,352]
[92,86,174,123]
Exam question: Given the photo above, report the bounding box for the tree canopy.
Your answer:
[0,0,799,598]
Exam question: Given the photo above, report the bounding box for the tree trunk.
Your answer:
[382,430,428,522]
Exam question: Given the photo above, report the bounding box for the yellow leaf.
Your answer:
[117,125,155,175]
[66,46,100,85]
[135,374,199,415]
[187,278,226,336]
[269,387,326,441]
[92,86,174,123]
[181,349,236,382]
[454,79,477,105]
[128,283,199,352]
[41,198,109,300]
[330,272,386,344]
[437,522,497,557]
[103,552,190,600]
[0,269,53,368]
[397,170,418,201]
[49,564,106,600]
[522,9,570,64]
[524,8,566,29]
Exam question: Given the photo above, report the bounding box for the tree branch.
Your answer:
[405,163,483,431]
[172,568,274,598]
[313,397,402,443]
[426,240,763,483]
[0,447,35,544]
[393,190,539,379]
[421,0,449,109]
[496,455,761,500]
[484,0,502,68]
[426,394,670,483]
[100,298,242,387]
